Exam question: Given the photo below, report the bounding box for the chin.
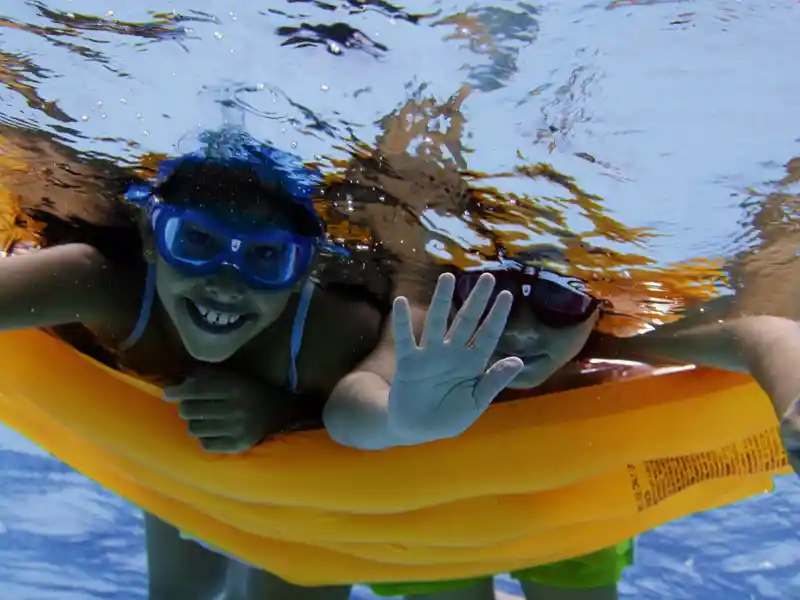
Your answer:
[506,368,552,390]
[176,320,251,363]
[180,334,240,363]
[184,343,235,364]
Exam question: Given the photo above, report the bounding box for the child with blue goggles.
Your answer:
[124,131,333,293]
[0,125,529,600]
[0,128,389,600]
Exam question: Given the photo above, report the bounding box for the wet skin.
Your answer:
[494,301,599,389]
[140,204,305,363]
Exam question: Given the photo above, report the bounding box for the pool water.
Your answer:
[1,428,798,599]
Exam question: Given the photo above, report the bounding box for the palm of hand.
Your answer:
[388,273,523,441]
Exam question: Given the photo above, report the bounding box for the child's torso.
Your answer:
[112,280,383,398]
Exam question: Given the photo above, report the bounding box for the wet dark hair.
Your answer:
[153,160,323,238]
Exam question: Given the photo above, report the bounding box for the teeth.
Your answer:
[192,302,243,327]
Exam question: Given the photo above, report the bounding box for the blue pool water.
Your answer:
[1,428,798,599]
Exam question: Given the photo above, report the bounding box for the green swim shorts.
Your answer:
[369,539,635,596]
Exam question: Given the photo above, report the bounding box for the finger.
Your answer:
[187,419,237,438]
[420,273,455,348]
[392,296,419,358]
[473,357,524,410]
[178,399,235,420]
[470,290,514,360]
[446,273,496,347]
[163,379,227,402]
[200,437,248,454]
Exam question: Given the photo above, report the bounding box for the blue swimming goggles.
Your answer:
[146,199,319,290]
[125,131,342,291]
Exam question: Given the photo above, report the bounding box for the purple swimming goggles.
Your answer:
[455,262,600,328]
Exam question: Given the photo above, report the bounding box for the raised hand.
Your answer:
[388,272,523,443]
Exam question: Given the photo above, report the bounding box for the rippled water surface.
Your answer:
[1,0,799,598]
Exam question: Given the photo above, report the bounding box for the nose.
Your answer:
[504,327,542,344]
[502,328,541,350]
[201,266,246,304]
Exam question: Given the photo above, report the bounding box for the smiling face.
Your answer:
[495,301,599,389]
[453,266,601,389]
[154,253,294,363]
[141,160,322,363]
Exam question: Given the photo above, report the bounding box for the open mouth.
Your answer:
[497,351,549,365]
[519,352,549,363]
[184,298,255,334]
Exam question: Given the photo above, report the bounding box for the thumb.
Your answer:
[473,357,524,408]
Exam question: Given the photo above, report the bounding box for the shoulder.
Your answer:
[2,242,123,298]
[305,282,385,357]
[1,242,148,359]
[47,243,148,346]
[57,243,144,326]
[296,282,385,393]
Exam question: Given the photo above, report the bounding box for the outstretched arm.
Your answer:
[617,314,800,471]
[323,292,430,450]
[0,243,135,337]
